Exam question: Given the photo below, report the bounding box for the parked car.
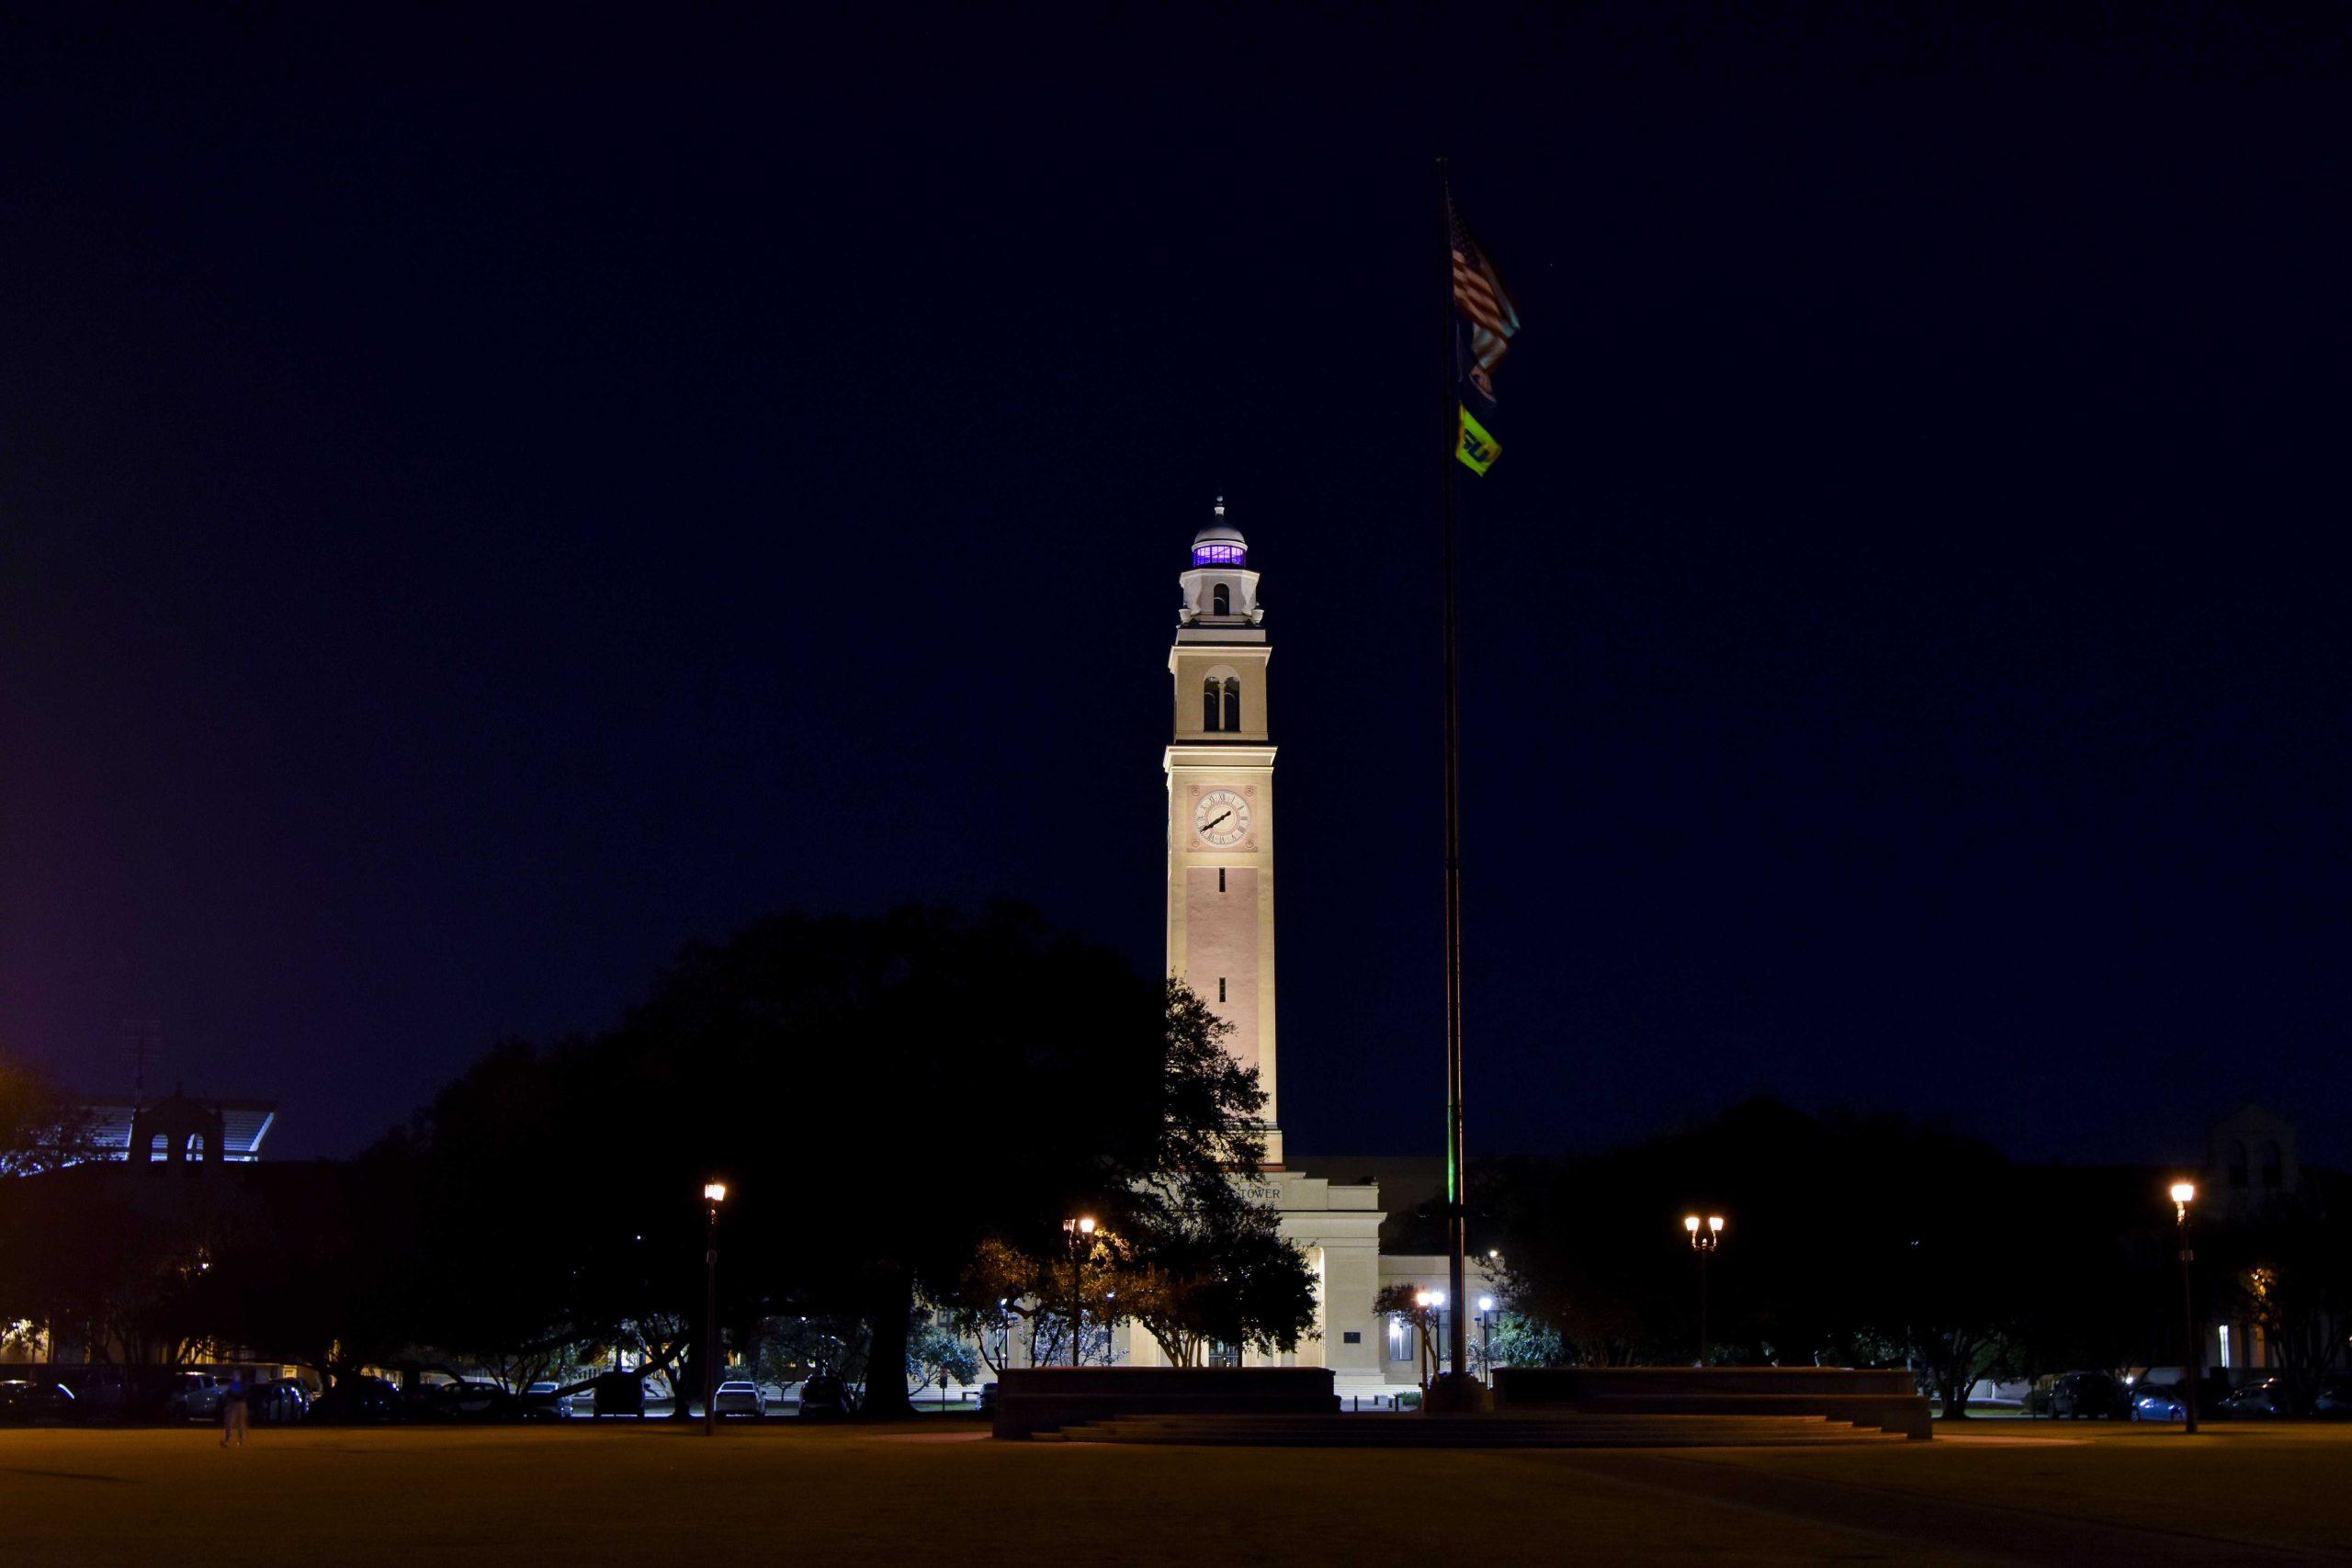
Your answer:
[712,1380,766,1418]
[978,1382,1001,1415]
[46,1365,137,1420]
[2315,1379,2352,1419]
[522,1382,574,1420]
[2220,1378,2290,1418]
[410,1379,523,1422]
[2050,1371,2132,1419]
[163,1371,226,1422]
[797,1374,850,1419]
[248,1379,312,1425]
[0,1381,79,1425]
[2130,1382,2188,1423]
[311,1375,404,1424]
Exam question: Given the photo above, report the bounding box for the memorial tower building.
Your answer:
[1114,509,1491,1391]
[1164,501,1282,1166]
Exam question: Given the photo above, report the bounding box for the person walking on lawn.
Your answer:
[220,1375,249,1448]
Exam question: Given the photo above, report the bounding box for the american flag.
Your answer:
[1450,202,1520,402]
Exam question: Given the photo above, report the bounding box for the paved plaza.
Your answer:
[5,1419,2351,1565]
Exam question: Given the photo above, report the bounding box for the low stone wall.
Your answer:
[1493,1366,1932,1439]
[992,1367,1339,1440]
[1498,1367,1918,1402]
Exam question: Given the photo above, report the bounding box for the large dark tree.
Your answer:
[398,1041,604,1390]
[193,1149,427,1390]
[953,983,1320,1371]
[1483,1099,2153,1415]
[568,904,1175,1417]
[2209,1174,2352,1413]
[1090,983,1317,1366]
[0,1054,91,1177]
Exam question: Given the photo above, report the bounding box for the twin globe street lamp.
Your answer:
[1684,1213,1724,1366]
[701,1179,728,1437]
[1414,1289,1447,1387]
[2171,1179,2200,1434]
[1064,1216,1097,1368]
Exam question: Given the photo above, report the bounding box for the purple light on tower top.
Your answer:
[1193,496,1246,566]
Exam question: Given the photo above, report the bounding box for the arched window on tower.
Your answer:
[1212,583,1231,617]
[1203,676,1222,732]
[1222,676,1242,732]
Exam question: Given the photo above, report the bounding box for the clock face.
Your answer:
[1193,788,1250,848]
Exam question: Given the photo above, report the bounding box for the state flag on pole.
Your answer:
[1450,199,1521,475]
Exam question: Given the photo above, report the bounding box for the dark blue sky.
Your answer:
[4,8,2346,1167]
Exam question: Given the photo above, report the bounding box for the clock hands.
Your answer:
[1202,810,1233,833]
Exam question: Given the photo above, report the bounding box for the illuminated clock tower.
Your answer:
[1165,501,1282,1167]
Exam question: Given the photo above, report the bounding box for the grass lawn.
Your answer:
[5,1418,2349,1565]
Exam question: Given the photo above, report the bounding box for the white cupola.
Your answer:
[1177,498,1263,627]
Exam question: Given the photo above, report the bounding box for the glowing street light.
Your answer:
[1410,1291,1447,1387]
[2169,1180,2200,1434]
[1685,1213,1724,1366]
[1476,1294,1497,1381]
[1064,1216,1098,1368]
[701,1179,727,1437]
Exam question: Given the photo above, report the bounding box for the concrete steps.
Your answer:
[1038,1413,1910,1449]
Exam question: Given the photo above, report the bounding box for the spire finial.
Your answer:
[1214,495,1225,517]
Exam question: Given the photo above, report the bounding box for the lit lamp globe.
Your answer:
[704,1180,728,1206]
[1191,516,1247,569]
[2170,1181,2196,1221]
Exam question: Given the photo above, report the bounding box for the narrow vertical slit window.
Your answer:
[1218,868,1227,893]
[1203,676,1221,732]
[1222,675,1242,731]
[1217,976,1227,1002]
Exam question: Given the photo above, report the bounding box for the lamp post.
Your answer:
[1684,1213,1724,1367]
[701,1180,727,1437]
[1063,1216,1096,1368]
[2171,1180,2199,1434]
[1477,1294,1496,1381]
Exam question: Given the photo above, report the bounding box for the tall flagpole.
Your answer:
[1434,156,1474,1404]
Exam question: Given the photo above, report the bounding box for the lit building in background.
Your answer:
[77,1089,277,1165]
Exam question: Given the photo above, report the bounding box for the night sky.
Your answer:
[5,10,2346,1168]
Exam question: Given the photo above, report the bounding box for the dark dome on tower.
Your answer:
[1192,501,1247,567]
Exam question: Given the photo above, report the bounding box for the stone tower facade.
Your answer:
[1164,502,1282,1166]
